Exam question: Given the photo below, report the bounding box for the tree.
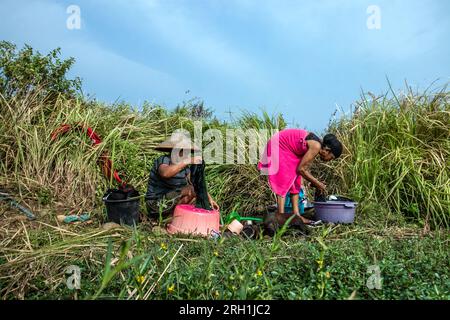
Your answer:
[0,41,81,100]
[174,98,214,120]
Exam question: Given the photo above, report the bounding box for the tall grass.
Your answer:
[0,94,209,209]
[1,84,449,300]
[1,84,448,225]
[316,86,450,228]
[0,91,284,216]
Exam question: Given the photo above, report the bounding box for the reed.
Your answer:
[314,86,450,228]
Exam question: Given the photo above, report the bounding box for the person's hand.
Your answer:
[209,199,220,211]
[182,155,202,165]
[181,185,195,197]
[316,182,327,194]
[191,156,203,164]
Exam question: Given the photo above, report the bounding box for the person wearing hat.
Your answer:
[145,133,219,220]
[258,129,342,225]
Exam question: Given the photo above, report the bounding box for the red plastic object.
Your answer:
[51,123,123,185]
[167,204,220,237]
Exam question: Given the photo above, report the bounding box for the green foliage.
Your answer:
[174,98,215,120]
[2,224,448,300]
[0,43,449,300]
[0,41,81,100]
[36,188,52,206]
[314,87,450,228]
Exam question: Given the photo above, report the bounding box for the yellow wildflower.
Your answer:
[160,242,167,250]
[167,284,175,294]
[213,250,219,257]
[136,275,145,284]
[316,259,324,269]
[256,269,263,277]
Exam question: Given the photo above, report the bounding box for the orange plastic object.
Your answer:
[167,204,220,237]
[227,219,244,234]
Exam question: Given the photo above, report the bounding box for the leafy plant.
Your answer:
[0,41,81,101]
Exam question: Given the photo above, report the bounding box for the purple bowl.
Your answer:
[313,201,357,224]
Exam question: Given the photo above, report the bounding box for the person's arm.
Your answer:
[207,193,220,211]
[158,156,202,179]
[297,141,327,193]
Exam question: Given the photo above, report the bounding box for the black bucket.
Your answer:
[102,188,140,226]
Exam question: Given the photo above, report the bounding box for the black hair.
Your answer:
[322,134,342,158]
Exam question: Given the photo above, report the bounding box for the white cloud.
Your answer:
[113,0,271,89]
[0,0,182,104]
[221,0,449,61]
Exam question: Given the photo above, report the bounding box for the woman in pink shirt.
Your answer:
[258,129,343,224]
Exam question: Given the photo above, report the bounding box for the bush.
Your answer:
[0,41,81,101]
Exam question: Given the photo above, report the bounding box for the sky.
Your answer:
[0,0,449,132]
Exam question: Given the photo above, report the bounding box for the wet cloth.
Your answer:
[258,129,309,197]
[191,161,212,210]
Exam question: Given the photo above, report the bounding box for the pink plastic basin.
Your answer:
[167,204,220,237]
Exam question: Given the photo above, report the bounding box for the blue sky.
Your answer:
[1,0,449,131]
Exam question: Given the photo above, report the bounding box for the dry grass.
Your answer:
[0,84,449,299]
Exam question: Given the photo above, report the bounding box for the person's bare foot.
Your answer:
[277,212,310,225]
[263,212,278,237]
[297,214,312,224]
[275,212,287,225]
[301,217,313,224]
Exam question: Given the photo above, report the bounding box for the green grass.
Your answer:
[0,215,448,300]
[1,84,448,226]
[0,71,449,299]
[314,86,450,229]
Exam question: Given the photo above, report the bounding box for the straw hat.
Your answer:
[154,133,201,152]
